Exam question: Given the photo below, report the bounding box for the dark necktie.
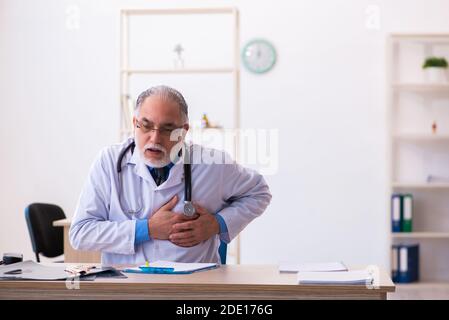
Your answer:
[154,167,167,186]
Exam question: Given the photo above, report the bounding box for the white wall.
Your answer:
[1,0,449,267]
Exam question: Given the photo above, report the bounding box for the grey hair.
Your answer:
[134,85,189,123]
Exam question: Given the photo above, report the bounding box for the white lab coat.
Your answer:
[69,138,271,265]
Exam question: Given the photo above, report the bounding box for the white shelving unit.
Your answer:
[391,281,449,299]
[392,83,449,92]
[392,232,449,239]
[393,133,449,142]
[392,182,449,189]
[119,8,241,264]
[388,33,449,289]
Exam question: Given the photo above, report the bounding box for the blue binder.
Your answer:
[391,244,399,283]
[396,243,419,283]
[391,194,402,232]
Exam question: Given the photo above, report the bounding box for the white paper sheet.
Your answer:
[279,262,348,273]
[297,270,373,285]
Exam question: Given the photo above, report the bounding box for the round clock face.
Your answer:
[242,39,277,74]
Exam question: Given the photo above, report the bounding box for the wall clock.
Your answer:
[242,39,277,74]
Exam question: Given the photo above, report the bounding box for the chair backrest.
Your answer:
[218,240,227,265]
[24,203,66,262]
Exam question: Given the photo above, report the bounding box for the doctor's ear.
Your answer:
[132,117,137,135]
[177,124,189,141]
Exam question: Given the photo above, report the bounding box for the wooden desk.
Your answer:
[53,219,101,263]
[0,264,395,300]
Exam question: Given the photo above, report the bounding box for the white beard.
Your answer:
[134,135,170,168]
[141,153,170,168]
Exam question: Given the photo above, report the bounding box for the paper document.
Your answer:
[0,260,113,280]
[0,260,68,280]
[279,262,348,273]
[124,260,218,274]
[297,270,373,285]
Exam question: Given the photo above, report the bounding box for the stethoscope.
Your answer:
[116,139,196,217]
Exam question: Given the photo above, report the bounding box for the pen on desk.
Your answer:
[141,267,175,273]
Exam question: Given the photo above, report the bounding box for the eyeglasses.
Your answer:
[135,119,184,137]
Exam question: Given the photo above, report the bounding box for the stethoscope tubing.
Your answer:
[116,139,193,215]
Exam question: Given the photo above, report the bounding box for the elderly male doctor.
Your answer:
[70,85,271,265]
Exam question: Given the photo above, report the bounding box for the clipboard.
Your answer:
[123,261,218,275]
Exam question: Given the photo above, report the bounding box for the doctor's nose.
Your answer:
[148,129,163,144]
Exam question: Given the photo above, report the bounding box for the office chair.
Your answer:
[24,203,65,262]
[219,240,227,265]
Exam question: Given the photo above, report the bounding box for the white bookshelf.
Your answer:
[392,83,449,92]
[121,68,235,74]
[119,8,241,264]
[393,133,449,142]
[392,281,449,299]
[392,182,449,189]
[388,33,449,285]
[392,232,449,239]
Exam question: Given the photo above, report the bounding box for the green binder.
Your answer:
[402,194,413,232]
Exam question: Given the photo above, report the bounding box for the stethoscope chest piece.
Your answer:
[183,201,196,217]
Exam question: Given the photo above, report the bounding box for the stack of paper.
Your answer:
[279,262,348,273]
[297,270,374,285]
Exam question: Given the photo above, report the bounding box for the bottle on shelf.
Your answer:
[201,113,211,129]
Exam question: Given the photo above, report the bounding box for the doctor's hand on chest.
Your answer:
[147,195,220,248]
[147,195,197,240]
[168,204,220,248]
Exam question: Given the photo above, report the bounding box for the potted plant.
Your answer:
[422,56,448,83]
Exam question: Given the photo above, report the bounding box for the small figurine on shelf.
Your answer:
[201,113,211,129]
[432,121,437,134]
[173,43,185,69]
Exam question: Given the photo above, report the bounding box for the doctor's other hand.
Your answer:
[148,195,198,240]
[169,203,219,247]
